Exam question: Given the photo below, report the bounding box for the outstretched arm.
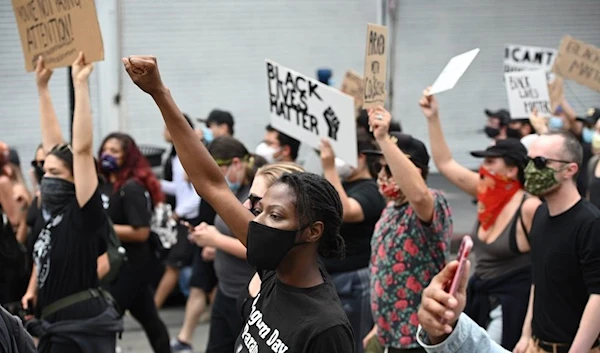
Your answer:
[70,53,98,207]
[420,89,479,198]
[35,57,64,153]
[122,56,253,245]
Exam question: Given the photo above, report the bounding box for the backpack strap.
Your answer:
[40,288,116,320]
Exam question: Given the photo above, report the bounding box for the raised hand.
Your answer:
[319,138,336,171]
[419,87,439,120]
[121,55,166,95]
[71,52,94,85]
[367,106,392,141]
[35,56,53,88]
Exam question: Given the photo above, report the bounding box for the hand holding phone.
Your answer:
[446,236,473,296]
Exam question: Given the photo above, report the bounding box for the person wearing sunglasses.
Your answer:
[21,54,122,353]
[123,55,355,353]
[511,131,600,353]
[420,89,541,351]
[356,107,452,353]
[181,136,266,353]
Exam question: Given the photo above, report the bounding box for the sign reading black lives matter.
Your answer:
[505,70,551,119]
[363,23,387,109]
[11,0,104,72]
[265,59,358,167]
[504,44,557,82]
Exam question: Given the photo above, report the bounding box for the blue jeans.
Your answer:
[331,267,372,353]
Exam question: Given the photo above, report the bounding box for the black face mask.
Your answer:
[484,126,500,138]
[40,177,76,216]
[246,221,307,270]
[506,127,522,139]
[34,165,45,184]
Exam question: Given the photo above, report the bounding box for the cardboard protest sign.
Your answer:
[504,44,557,81]
[363,23,388,108]
[548,77,565,112]
[428,49,480,95]
[266,59,357,167]
[340,70,364,118]
[552,35,600,93]
[11,0,104,72]
[505,70,551,119]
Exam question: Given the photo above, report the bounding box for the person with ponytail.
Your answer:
[123,55,355,353]
[97,132,171,353]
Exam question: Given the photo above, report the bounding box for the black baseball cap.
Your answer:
[362,132,430,168]
[197,109,235,131]
[470,138,527,166]
[485,109,511,126]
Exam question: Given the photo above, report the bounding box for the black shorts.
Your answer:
[189,247,217,293]
[165,223,195,269]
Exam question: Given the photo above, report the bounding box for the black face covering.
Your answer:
[40,177,76,216]
[246,221,307,271]
[484,126,500,138]
[506,127,522,139]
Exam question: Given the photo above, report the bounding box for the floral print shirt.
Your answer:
[370,189,453,349]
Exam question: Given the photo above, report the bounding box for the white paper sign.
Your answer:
[265,59,358,167]
[504,70,551,119]
[428,48,480,95]
[504,44,557,81]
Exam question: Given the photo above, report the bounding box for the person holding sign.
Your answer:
[319,130,386,353]
[22,54,122,353]
[122,55,355,353]
[420,88,541,350]
[360,107,452,353]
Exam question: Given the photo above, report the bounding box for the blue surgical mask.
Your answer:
[203,127,214,145]
[100,154,120,173]
[548,116,564,131]
[225,166,241,193]
[583,127,594,144]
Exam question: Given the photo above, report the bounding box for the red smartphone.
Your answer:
[447,236,473,296]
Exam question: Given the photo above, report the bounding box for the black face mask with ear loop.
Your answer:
[246,221,309,271]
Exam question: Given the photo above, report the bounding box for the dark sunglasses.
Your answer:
[247,194,263,216]
[528,156,572,170]
[50,143,73,153]
[372,161,391,175]
[30,160,44,168]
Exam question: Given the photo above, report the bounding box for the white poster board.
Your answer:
[504,70,551,119]
[265,59,358,167]
[504,44,557,81]
[428,49,480,95]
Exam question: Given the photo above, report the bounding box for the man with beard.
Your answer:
[513,131,600,353]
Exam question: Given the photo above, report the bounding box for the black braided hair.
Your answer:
[274,172,345,259]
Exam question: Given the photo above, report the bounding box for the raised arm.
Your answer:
[35,57,65,153]
[420,89,479,198]
[369,106,434,222]
[70,53,98,207]
[122,56,253,245]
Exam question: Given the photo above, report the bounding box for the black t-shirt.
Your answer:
[235,270,355,353]
[531,199,600,343]
[322,178,385,273]
[100,179,152,266]
[33,190,108,314]
[577,142,593,197]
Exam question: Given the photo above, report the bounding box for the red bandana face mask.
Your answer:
[477,166,522,230]
[378,177,403,201]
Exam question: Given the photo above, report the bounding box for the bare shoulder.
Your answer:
[522,197,542,218]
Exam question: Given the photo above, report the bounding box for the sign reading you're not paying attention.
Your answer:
[11,0,104,72]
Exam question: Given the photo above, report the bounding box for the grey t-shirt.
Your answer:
[213,184,254,298]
